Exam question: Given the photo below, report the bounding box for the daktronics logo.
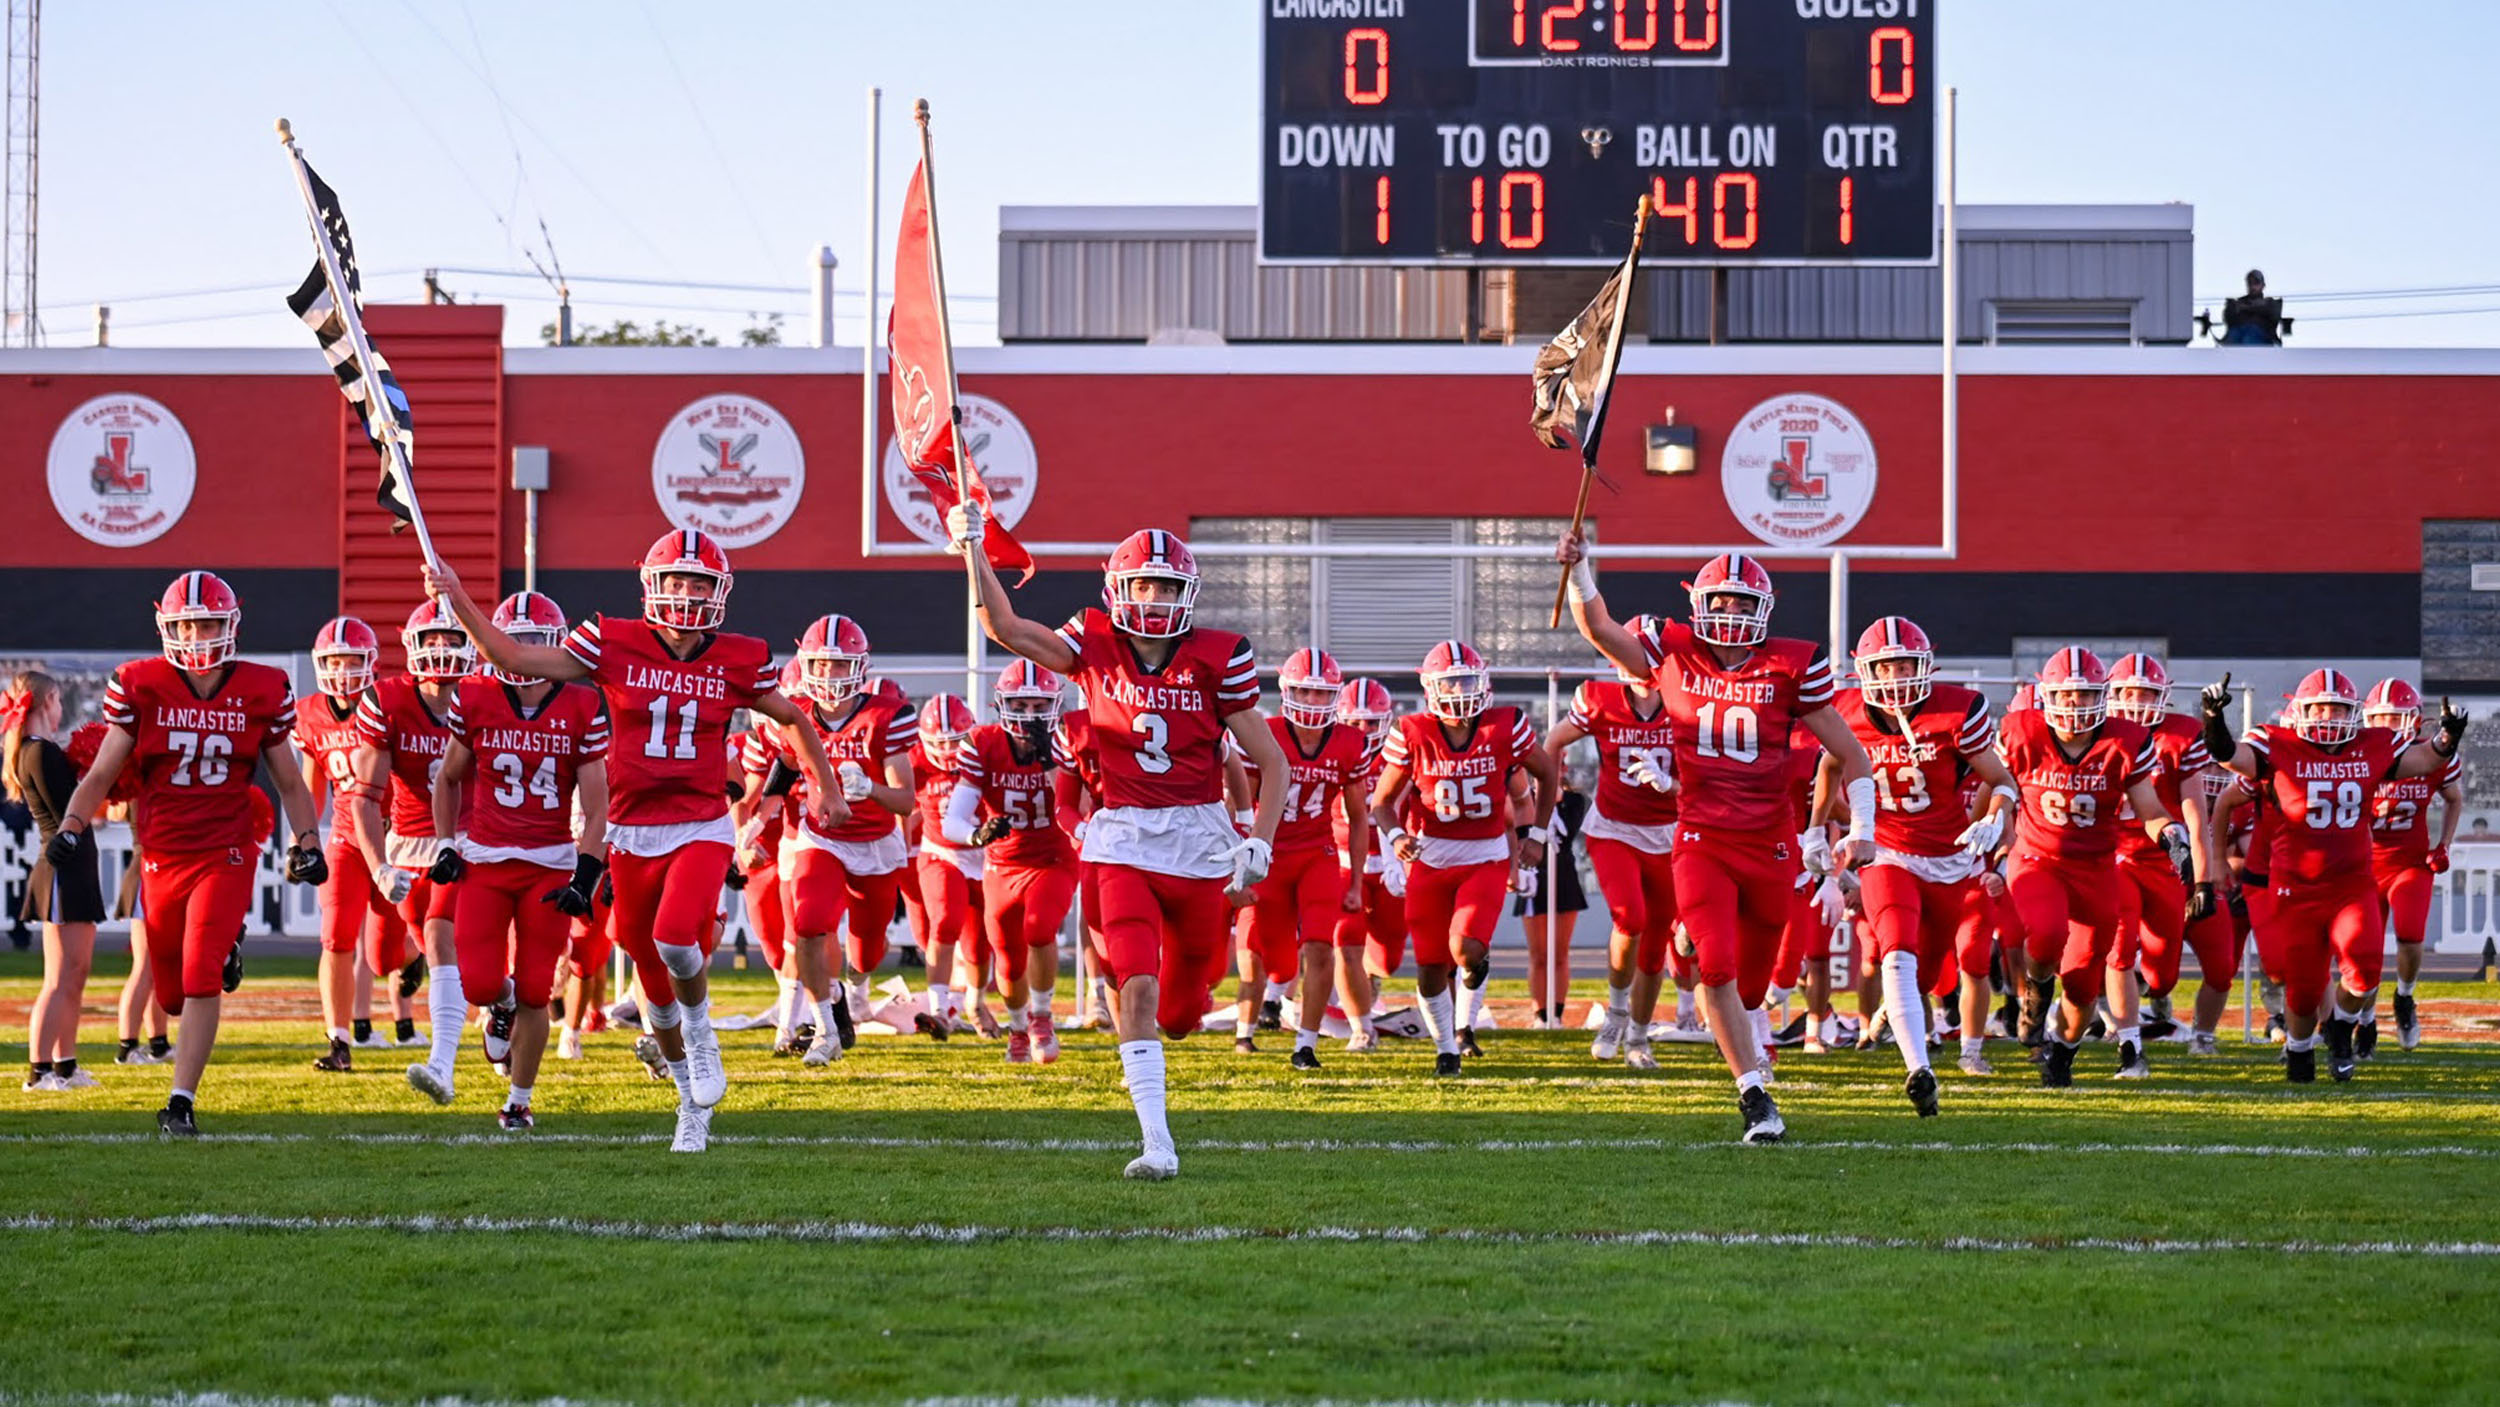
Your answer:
[48,394,197,547]
[1720,392,1878,549]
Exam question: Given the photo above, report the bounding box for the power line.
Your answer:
[2195,280,2500,303]
[634,0,779,273]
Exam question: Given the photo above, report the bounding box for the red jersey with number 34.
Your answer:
[561,615,776,827]
[958,723,1074,868]
[1251,715,1371,855]
[353,674,459,839]
[1051,608,1259,810]
[2000,710,2156,862]
[1642,622,1833,836]
[1568,680,1679,829]
[2248,725,2402,885]
[1382,707,1535,842]
[103,657,297,854]
[452,677,609,852]
[1833,683,1994,858]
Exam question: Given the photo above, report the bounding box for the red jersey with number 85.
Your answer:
[2000,710,2156,862]
[561,615,776,827]
[103,657,298,854]
[2248,725,2402,884]
[1051,608,1259,810]
[1569,680,1679,829]
[1642,621,1833,836]
[452,677,609,853]
[958,723,1074,868]
[353,674,459,840]
[1834,683,1994,858]
[1251,715,1371,855]
[1382,707,1535,842]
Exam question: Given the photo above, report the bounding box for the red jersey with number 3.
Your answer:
[1834,684,1994,858]
[2000,710,2156,862]
[295,694,369,839]
[1050,608,1259,810]
[2372,755,2460,869]
[2248,725,2402,884]
[1568,680,1679,828]
[561,615,776,827]
[1642,622,1834,836]
[1252,715,1371,855]
[452,677,609,852]
[2116,713,2212,865]
[103,657,298,853]
[959,723,1074,868]
[353,674,459,839]
[1382,707,1535,842]
[783,697,912,842]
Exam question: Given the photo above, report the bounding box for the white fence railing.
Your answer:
[2431,847,2500,956]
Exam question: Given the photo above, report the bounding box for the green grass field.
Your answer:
[4,949,2498,1406]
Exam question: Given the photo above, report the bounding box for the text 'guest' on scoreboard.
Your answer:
[1260,1,1937,265]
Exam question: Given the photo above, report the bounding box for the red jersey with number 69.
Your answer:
[1382,707,1535,842]
[452,677,609,852]
[1251,715,1371,855]
[959,723,1074,868]
[782,696,912,843]
[561,615,775,827]
[2248,725,2402,885]
[1050,608,1259,810]
[2116,713,2212,866]
[294,694,369,840]
[1642,621,1833,836]
[2000,710,2156,862]
[1833,683,1994,858]
[102,657,298,854]
[1568,680,1679,828]
[2372,755,2461,869]
[353,674,460,840]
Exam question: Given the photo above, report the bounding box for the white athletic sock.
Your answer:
[1880,951,1930,1072]
[1676,991,1698,1024]
[1768,984,1793,1018]
[1749,1005,1772,1054]
[2115,1023,2141,1048]
[815,998,840,1038]
[1031,985,1054,1019]
[1263,979,1290,1004]
[665,1058,692,1103]
[2357,989,2380,1025]
[1735,1068,1767,1094]
[1461,980,1488,1029]
[2395,976,2415,997]
[1356,1010,1375,1038]
[684,997,712,1035]
[1961,1035,1985,1059]
[1005,999,1028,1025]
[1607,983,1631,1016]
[1118,1040,1173,1153]
[774,977,800,1036]
[426,965,464,1075]
[2286,1034,2316,1053]
[506,1083,532,1109]
[328,1026,349,1043]
[1295,1027,1317,1051]
[1425,988,1458,1055]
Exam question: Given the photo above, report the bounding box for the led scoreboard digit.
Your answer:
[1260,1,1936,265]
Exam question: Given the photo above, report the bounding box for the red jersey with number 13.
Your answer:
[1834,683,1995,858]
[561,615,776,827]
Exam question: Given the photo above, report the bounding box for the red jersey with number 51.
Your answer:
[1050,608,1259,810]
[561,615,776,827]
[1833,683,1994,858]
[353,674,459,839]
[1251,715,1371,855]
[294,693,369,840]
[2248,725,2402,885]
[452,677,609,852]
[103,657,297,854]
[2000,710,2156,862]
[2372,754,2461,869]
[958,722,1074,868]
[1382,706,1535,842]
[1568,680,1679,829]
[1642,621,1833,836]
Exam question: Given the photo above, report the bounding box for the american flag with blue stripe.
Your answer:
[284,158,416,532]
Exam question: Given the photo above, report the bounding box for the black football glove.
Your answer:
[544,852,605,919]
[2198,671,2237,763]
[285,841,329,886]
[2187,881,2217,923]
[596,869,616,907]
[2436,697,2469,755]
[43,825,86,872]
[970,816,1012,848]
[724,863,748,892]
[428,845,466,885]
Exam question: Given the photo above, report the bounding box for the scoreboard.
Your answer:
[1260,1,1937,265]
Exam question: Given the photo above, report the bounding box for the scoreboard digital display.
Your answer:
[1260,1,1937,265]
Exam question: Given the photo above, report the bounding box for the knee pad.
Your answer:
[656,942,706,980]
[646,999,684,1030]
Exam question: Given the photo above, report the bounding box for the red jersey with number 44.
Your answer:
[1382,707,1535,842]
[2000,710,2156,862]
[561,615,776,827]
[2372,755,2461,869]
[959,723,1074,868]
[103,657,298,853]
[1051,608,1259,810]
[294,694,369,839]
[453,678,608,852]
[1834,684,1995,858]
[1253,715,1371,855]
[354,674,459,839]
[1569,680,1678,828]
[1642,621,1833,836]
[2116,713,2212,865]
[2248,725,2403,885]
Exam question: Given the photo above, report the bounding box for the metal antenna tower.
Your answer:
[3,0,36,346]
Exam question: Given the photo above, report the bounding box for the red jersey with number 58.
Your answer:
[353,674,459,839]
[1382,707,1535,842]
[1642,621,1833,836]
[959,723,1074,868]
[2248,725,2402,884]
[1249,715,1371,855]
[2372,755,2461,869]
[561,615,776,827]
[2000,710,2156,862]
[1050,608,1259,810]
[103,657,297,853]
[1568,680,1679,829]
[1833,683,1994,858]
[294,693,369,839]
[452,677,609,852]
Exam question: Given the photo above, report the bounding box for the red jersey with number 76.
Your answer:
[1050,608,1260,810]
[1381,706,1535,842]
[2248,724,2402,885]
[102,656,297,854]
[452,677,609,853]
[561,615,776,827]
[2000,710,2156,863]
[1641,621,1834,836]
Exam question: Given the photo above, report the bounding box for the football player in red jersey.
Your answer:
[2103,654,2218,1049]
[424,531,840,1153]
[1052,697,1118,1027]
[348,599,476,1104]
[1369,640,1559,1074]
[2202,669,2467,1081]
[299,616,415,1070]
[1819,618,2021,1107]
[2000,647,2194,1087]
[2362,679,2461,1053]
[427,591,610,1130]
[1560,536,1875,1144]
[734,661,807,1055]
[913,694,993,1033]
[957,510,1287,1181]
[48,572,328,1135]
[1329,678,1405,1051]
[1545,615,1678,1071]
[940,661,1080,1062]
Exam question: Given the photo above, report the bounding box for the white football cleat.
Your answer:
[405,1062,454,1106]
[683,1022,727,1108]
[54,1068,100,1090]
[1957,1051,1995,1076]
[1343,1028,1378,1054]
[1622,1040,1658,1071]
[670,1102,713,1154]
[557,1028,584,1061]
[801,1032,842,1067]
[1590,1009,1630,1061]
[1123,1147,1180,1181]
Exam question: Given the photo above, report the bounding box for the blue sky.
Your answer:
[24,0,2500,348]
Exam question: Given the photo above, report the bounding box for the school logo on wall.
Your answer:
[881,393,1039,547]
[1720,392,1878,549]
[47,394,197,547]
[651,394,806,548]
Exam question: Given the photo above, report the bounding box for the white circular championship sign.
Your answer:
[1720,392,1879,549]
[881,393,1039,547]
[47,393,197,547]
[651,394,807,549]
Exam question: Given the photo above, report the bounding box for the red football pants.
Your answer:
[1250,847,1344,980]
[1860,863,1990,989]
[984,862,1078,983]
[609,841,730,1000]
[392,867,458,935]
[2271,874,2385,1014]
[451,860,573,1009]
[789,849,906,974]
[1675,826,1797,1006]
[1095,862,1230,1036]
[917,855,987,964]
[319,837,411,975]
[1078,861,1110,973]
[1405,859,1508,969]
[1332,870,1408,971]
[2008,851,2124,1006]
[1773,880,1829,992]
[2113,853,2185,973]
[2377,863,2433,947]
[138,846,257,1015]
[1588,836,1679,976]
[569,893,614,982]
[745,855,786,969]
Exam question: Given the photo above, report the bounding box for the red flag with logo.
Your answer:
[889,158,1033,584]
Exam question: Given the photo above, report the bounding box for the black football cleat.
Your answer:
[311,1038,354,1073]
[830,997,856,1050]
[1456,1026,1485,1058]
[157,1099,198,1139]
[2324,1018,2357,1082]
[1905,1066,1940,1118]
[2040,1041,2077,1088]
[1738,1086,1786,1144]
[397,957,427,999]
[1433,1051,1463,1077]
[1235,1036,1259,1055]
[497,1104,535,1132]
[1257,998,1283,1031]
[2285,1046,2316,1083]
[2114,1041,2150,1080]
[2354,1020,2378,1062]
[770,1032,806,1058]
[221,941,245,994]
[482,1003,517,1067]
[912,1011,950,1042]
[2393,992,2421,1050]
[2017,980,2052,1048]
[1289,1045,1321,1071]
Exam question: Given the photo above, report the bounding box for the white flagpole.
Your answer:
[276,119,440,573]
[913,100,985,709]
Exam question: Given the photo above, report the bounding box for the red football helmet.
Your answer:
[872,677,910,710]
[1854,616,1934,711]
[311,616,380,698]
[1336,677,1395,743]
[403,599,476,682]
[2106,653,2172,726]
[1419,640,1491,723]
[639,530,733,632]
[918,693,977,769]
[2363,677,2423,743]
[2290,668,2361,746]
[1279,647,1344,728]
[1686,553,1775,648]
[994,659,1066,727]
[489,591,567,685]
[2008,682,2038,713]
[2036,647,2109,734]
[779,658,806,698]
[1103,529,1200,638]
[155,571,241,672]
[796,614,872,707]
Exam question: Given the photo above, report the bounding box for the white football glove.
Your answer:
[1799,827,1834,876]
[2159,822,2194,876]
[1380,859,1407,899]
[945,502,985,556]
[836,760,874,803]
[1626,753,1674,793]
[1812,875,1845,928]
[1070,817,1089,847]
[1223,835,1273,892]
[378,866,414,907]
[1955,811,2004,859]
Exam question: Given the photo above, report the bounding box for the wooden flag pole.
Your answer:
[914,100,986,703]
[1549,194,1652,629]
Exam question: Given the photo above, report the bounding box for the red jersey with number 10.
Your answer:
[1382,707,1535,842]
[1252,715,1371,855]
[561,615,776,827]
[353,674,459,839]
[2000,711,2156,862]
[1050,608,1260,810]
[102,657,297,854]
[2248,725,2402,885]
[1642,621,1833,836]
[1833,683,1994,858]
[1568,680,1679,828]
[452,677,609,853]
[959,723,1074,868]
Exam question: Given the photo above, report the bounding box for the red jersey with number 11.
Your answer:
[561,615,776,827]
